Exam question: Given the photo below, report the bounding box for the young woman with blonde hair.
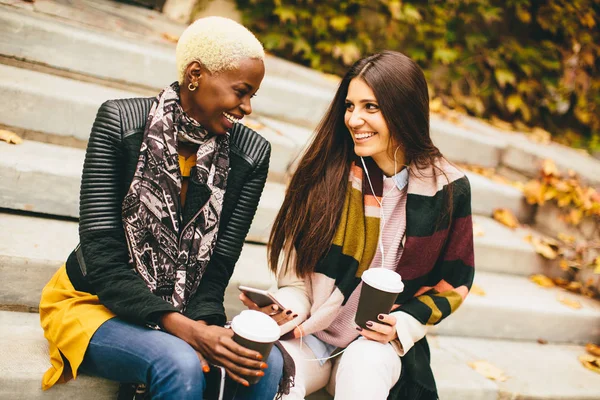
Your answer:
[40,16,288,399]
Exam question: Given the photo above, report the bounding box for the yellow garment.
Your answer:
[39,265,115,390]
[178,153,197,177]
[179,153,197,207]
[40,154,196,390]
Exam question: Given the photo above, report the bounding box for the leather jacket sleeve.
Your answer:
[184,135,271,325]
[78,100,178,325]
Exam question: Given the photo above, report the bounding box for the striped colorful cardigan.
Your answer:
[274,157,475,399]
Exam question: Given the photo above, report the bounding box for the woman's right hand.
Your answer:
[239,292,297,325]
[191,323,267,386]
[159,312,266,386]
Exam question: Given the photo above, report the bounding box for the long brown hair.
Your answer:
[269,50,449,277]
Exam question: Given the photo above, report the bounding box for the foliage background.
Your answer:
[234,0,600,151]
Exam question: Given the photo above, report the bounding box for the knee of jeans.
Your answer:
[265,346,284,379]
[154,346,205,392]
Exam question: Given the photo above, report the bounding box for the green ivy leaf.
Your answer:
[433,47,459,65]
[330,15,352,31]
[403,4,422,22]
[495,69,517,88]
[274,6,296,23]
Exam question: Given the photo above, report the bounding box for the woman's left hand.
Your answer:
[357,313,398,344]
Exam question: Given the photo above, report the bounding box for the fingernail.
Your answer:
[366,321,373,328]
[378,314,384,320]
[256,354,263,360]
[272,305,278,310]
[242,381,250,387]
[257,371,265,377]
[202,365,210,373]
[260,362,268,369]
[292,314,298,318]
[285,310,292,315]
[356,326,362,331]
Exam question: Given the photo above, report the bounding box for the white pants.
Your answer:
[280,337,402,400]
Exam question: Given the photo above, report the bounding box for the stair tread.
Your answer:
[2,311,599,399]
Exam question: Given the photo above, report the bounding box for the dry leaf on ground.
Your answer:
[161,32,179,43]
[579,354,600,374]
[472,222,485,237]
[430,97,443,113]
[557,295,582,309]
[0,129,23,144]
[586,343,600,357]
[493,208,519,229]
[529,274,556,288]
[470,284,486,296]
[529,127,552,144]
[529,236,559,259]
[524,234,560,260]
[542,159,559,177]
[468,360,508,382]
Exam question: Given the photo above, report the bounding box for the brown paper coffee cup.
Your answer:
[231,310,280,384]
[355,268,404,329]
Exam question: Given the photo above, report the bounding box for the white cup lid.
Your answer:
[361,268,404,293]
[231,310,280,343]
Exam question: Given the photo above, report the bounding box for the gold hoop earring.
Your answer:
[188,81,198,91]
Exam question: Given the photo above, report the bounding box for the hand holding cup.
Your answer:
[357,313,398,344]
[355,268,404,332]
[230,310,281,384]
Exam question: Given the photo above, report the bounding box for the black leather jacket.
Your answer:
[64,97,271,327]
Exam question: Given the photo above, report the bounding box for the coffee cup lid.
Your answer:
[231,310,280,343]
[361,268,404,293]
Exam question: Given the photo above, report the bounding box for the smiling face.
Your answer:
[182,57,265,135]
[344,77,401,175]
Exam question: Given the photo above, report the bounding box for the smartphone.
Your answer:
[238,285,285,309]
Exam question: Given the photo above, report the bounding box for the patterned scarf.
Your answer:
[122,82,230,311]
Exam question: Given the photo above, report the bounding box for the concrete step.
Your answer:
[2,311,599,399]
[472,215,555,277]
[430,116,506,169]
[0,211,274,318]
[0,64,302,184]
[310,334,600,400]
[453,114,600,187]
[0,139,290,233]
[0,140,533,239]
[0,4,334,129]
[2,211,598,344]
[432,271,600,344]
[467,171,534,223]
[0,63,136,142]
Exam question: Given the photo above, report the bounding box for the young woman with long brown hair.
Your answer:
[241,50,475,399]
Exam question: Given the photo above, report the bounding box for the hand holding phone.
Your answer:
[238,285,297,325]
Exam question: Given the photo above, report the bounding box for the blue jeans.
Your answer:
[79,318,284,400]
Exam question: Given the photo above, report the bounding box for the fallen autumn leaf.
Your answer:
[557,295,582,309]
[586,343,600,357]
[529,274,555,288]
[468,360,508,382]
[579,354,600,374]
[470,284,486,296]
[161,32,179,43]
[0,129,23,144]
[493,208,519,229]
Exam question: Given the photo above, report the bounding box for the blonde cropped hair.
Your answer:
[176,16,265,83]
